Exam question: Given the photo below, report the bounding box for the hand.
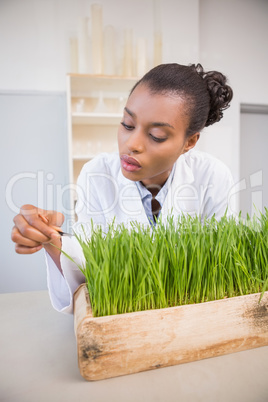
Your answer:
[11,204,64,259]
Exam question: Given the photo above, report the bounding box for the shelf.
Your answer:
[73,155,95,160]
[72,112,122,125]
[68,74,138,94]
[67,74,133,213]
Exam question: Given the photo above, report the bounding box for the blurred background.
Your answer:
[1,0,268,293]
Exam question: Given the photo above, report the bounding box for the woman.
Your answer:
[11,63,234,313]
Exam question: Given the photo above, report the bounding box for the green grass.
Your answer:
[74,210,268,317]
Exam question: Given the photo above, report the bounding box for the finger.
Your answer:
[38,214,63,235]
[36,206,64,228]
[19,204,38,217]
[21,205,64,237]
[14,208,61,243]
[15,243,43,255]
[13,214,58,243]
[11,226,42,248]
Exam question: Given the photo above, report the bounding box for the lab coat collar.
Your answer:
[116,151,195,225]
[117,163,149,225]
[161,151,195,221]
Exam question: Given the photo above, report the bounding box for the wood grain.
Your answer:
[73,284,268,381]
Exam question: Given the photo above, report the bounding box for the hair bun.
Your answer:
[194,64,233,127]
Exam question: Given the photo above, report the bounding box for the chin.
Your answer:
[121,167,140,182]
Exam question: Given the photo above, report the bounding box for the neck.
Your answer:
[140,182,165,197]
[140,169,172,196]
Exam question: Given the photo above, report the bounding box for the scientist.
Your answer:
[11,63,234,313]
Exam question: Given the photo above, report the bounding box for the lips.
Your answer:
[120,154,141,172]
[121,155,141,166]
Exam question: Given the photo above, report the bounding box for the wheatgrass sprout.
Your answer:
[74,212,268,318]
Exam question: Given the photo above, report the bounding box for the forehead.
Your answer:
[127,84,187,126]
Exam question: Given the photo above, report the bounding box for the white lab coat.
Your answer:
[46,149,234,314]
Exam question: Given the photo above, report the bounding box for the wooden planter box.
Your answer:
[73,284,268,381]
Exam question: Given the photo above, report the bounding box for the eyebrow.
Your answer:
[124,107,175,129]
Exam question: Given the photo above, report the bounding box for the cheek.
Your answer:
[159,140,184,155]
[117,127,123,146]
[167,138,186,155]
[154,142,185,165]
[117,127,130,149]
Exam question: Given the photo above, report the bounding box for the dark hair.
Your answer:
[130,63,233,137]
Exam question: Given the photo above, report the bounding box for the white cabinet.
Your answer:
[66,74,138,210]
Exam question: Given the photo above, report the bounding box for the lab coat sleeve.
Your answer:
[45,237,85,314]
[45,157,107,314]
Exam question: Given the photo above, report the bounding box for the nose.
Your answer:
[126,128,145,154]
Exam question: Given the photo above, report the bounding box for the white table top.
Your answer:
[1,290,268,402]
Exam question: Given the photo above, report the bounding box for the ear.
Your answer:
[183,132,200,153]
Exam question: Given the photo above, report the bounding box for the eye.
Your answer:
[120,122,134,130]
[149,134,167,143]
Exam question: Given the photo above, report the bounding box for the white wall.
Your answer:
[240,111,268,217]
[1,0,268,292]
[0,0,199,293]
[1,92,69,293]
[0,0,199,91]
[198,0,268,183]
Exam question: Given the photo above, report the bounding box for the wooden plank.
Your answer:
[73,284,92,337]
[73,284,268,381]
